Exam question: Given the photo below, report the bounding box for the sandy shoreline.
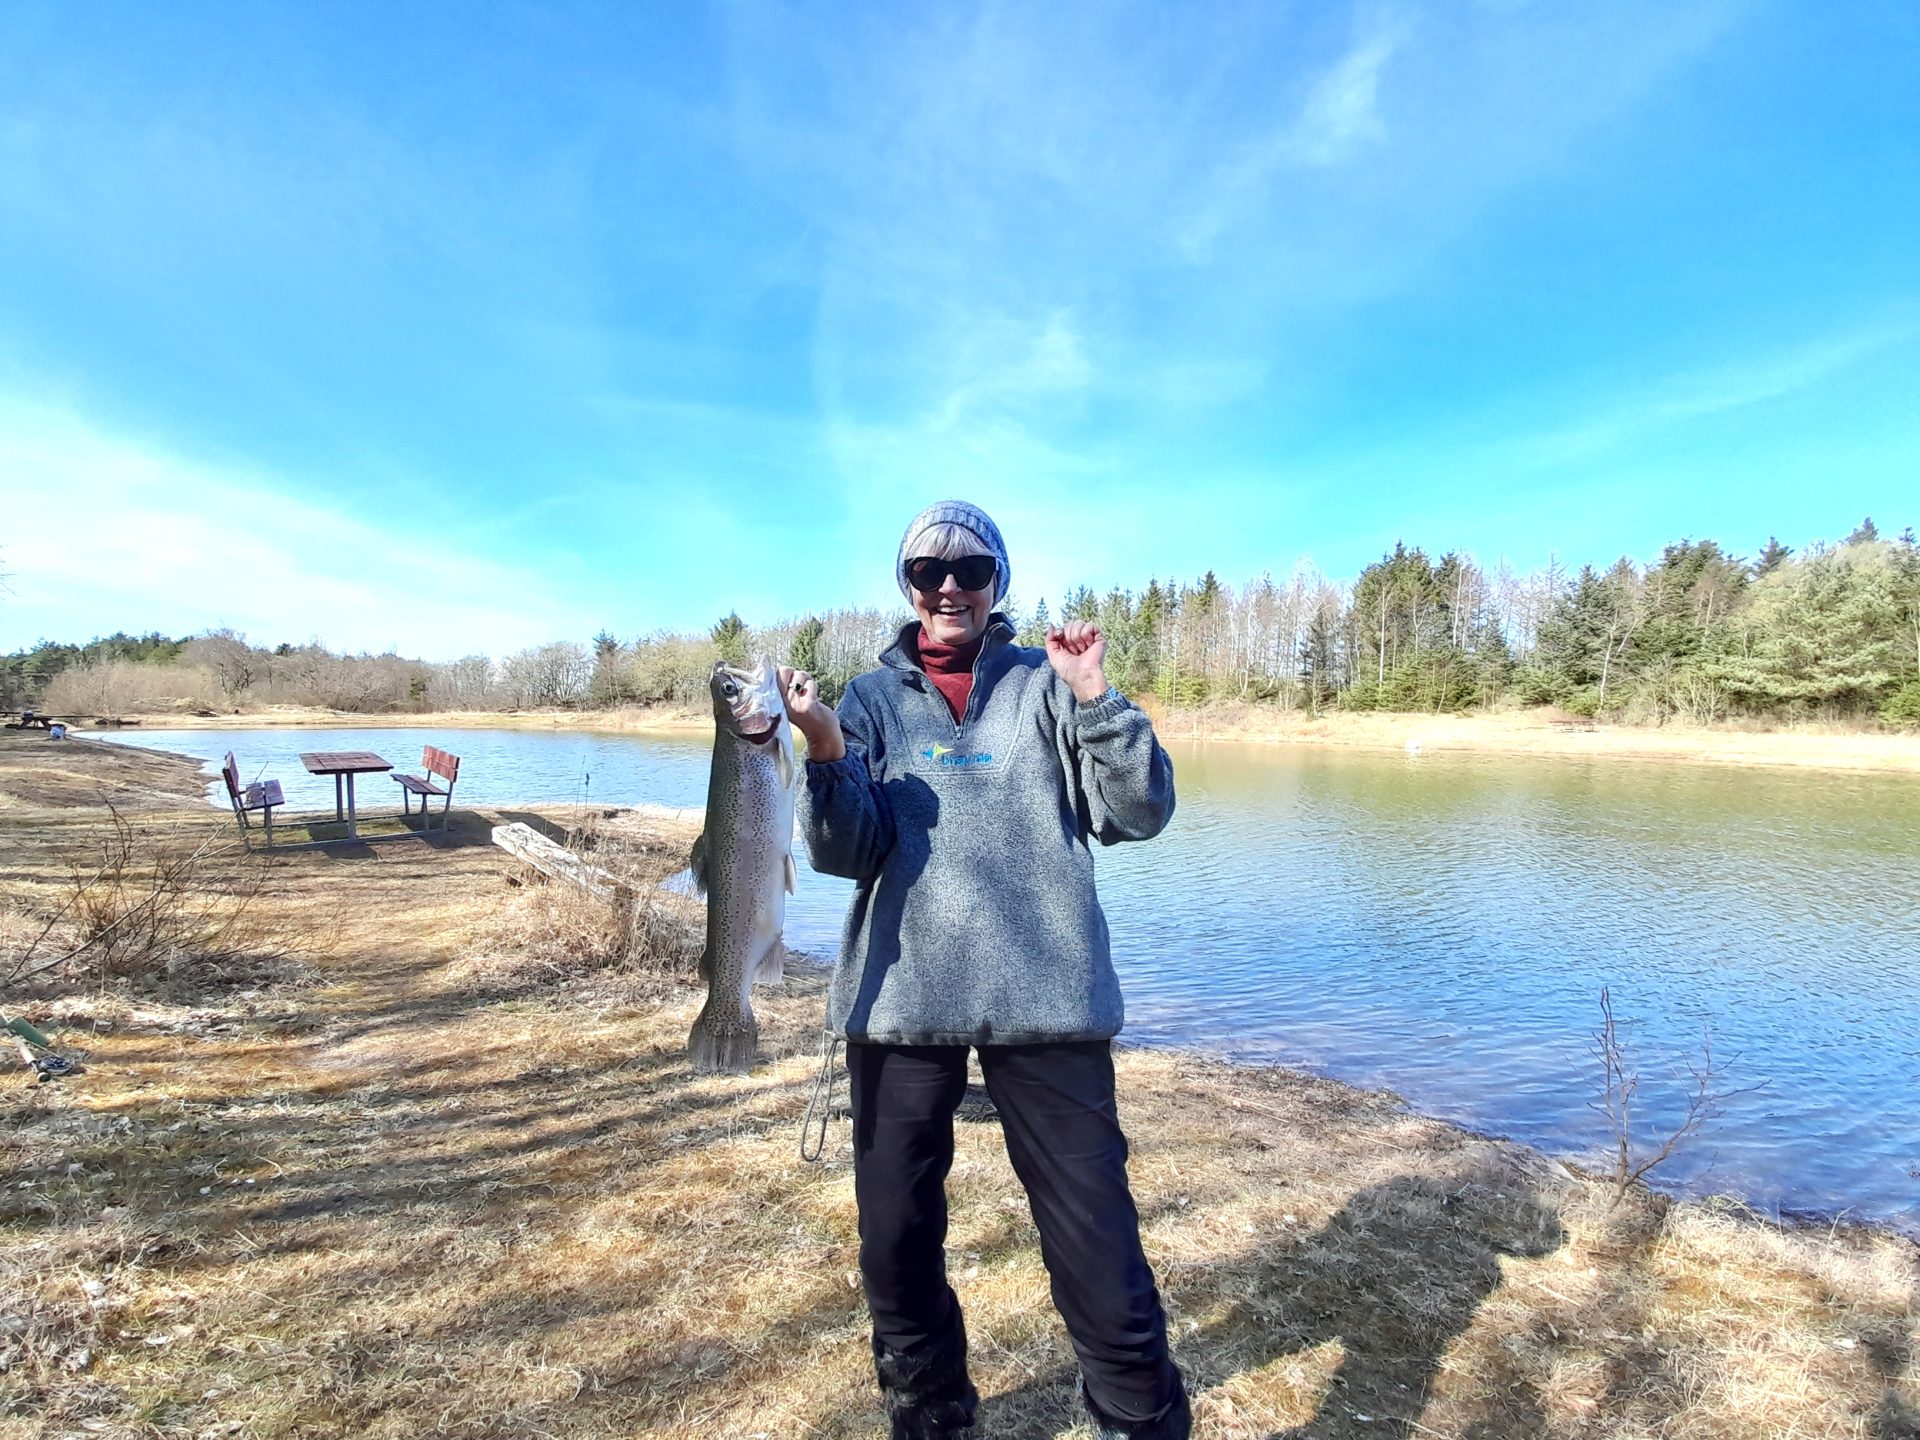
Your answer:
[84,701,1920,775]
[96,703,714,735]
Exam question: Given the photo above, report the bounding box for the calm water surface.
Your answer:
[109,726,1920,1231]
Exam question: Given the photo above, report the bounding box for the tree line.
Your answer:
[5,518,1917,727]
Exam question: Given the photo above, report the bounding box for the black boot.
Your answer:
[1078,1370,1192,1440]
[873,1325,979,1439]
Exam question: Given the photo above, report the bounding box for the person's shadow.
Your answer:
[982,1164,1567,1438]
[1247,1171,1567,1438]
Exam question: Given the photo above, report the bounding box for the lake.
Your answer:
[105,724,1920,1233]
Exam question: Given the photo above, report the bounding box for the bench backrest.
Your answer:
[422,746,460,784]
[220,751,242,802]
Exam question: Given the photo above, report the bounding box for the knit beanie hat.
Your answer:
[896,500,1011,605]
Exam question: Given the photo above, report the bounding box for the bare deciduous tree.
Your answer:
[501,642,591,707]
[184,628,259,700]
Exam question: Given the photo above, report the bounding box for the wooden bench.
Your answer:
[392,746,461,830]
[1549,718,1599,733]
[4,710,54,731]
[220,751,285,850]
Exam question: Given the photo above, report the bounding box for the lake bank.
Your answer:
[93,700,1920,774]
[79,720,1920,1225]
[1,729,1914,1436]
[1153,702,1920,775]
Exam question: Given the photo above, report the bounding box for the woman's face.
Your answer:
[910,555,994,648]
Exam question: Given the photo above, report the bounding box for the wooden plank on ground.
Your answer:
[491,822,630,901]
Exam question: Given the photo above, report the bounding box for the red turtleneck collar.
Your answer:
[912,626,984,723]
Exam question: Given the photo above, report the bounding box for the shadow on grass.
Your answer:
[982,1167,1568,1439]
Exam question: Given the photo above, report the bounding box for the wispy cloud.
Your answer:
[0,397,599,658]
[1504,315,1920,471]
[1291,32,1398,166]
[1177,25,1402,262]
[933,310,1093,430]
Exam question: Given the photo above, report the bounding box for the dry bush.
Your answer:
[625,631,724,706]
[3,806,290,992]
[494,820,703,979]
[501,877,701,976]
[38,660,222,716]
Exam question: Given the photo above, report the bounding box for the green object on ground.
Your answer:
[5,1016,55,1051]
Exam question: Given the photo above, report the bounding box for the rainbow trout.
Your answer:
[688,655,797,1073]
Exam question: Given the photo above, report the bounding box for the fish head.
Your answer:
[709,655,787,744]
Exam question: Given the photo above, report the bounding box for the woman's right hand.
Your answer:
[777,666,846,762]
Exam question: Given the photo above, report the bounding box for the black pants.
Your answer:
[848,1040,1183,1426]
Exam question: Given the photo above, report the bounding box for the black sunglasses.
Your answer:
[905,554,997,593]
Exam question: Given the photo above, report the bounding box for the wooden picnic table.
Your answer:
[299,750,393,841]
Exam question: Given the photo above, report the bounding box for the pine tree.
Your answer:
[1017,598,1051,648]
[588,629,627,705]
[790,616,825,674]
[710,611,749,666]
[1755,537,1793,576]
[1474,617,1515,707]
[1300,607,1336,717]
[1845,517,1880,546]
[1134,580,1166,694]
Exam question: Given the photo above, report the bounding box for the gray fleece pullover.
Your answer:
[799,617,1175,1045]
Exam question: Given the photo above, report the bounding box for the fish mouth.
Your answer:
[739,716,781,744]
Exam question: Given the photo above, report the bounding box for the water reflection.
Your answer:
[107,726,1920,1230]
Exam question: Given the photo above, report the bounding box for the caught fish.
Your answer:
[688,654,797,1073]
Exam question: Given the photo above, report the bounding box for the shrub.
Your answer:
[40,660,222,715]
[496,821,702,975]
[1511,666,1569,706]
[5,807,285,989]
[1881,678,1920,728]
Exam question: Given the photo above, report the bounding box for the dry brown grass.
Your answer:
[0,741,1913,1439]
[477,809,706,984]
[0,731,207,813]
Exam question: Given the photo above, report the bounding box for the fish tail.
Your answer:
[688,1003,759,1075]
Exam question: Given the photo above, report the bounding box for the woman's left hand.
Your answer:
[1046,622,1110,703]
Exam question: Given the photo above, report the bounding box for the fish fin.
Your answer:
[688,832,708,897]
[775,727,795,790]
[688,1003,758,1075]
[783,850,797,895]
[696,942,712,983]
[752,940,784,986]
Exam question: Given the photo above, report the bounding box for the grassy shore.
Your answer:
[1,730,1915,1438]
[93,701,1920,774]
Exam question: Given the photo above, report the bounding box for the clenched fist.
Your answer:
[1045,622,1111,704]
[777,666,846,763]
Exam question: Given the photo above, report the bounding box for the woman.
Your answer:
[780,500,1190,1439]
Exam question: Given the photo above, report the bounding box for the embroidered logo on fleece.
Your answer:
[921,743,994,768]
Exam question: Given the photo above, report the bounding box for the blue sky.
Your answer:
[1,0,1915,659]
